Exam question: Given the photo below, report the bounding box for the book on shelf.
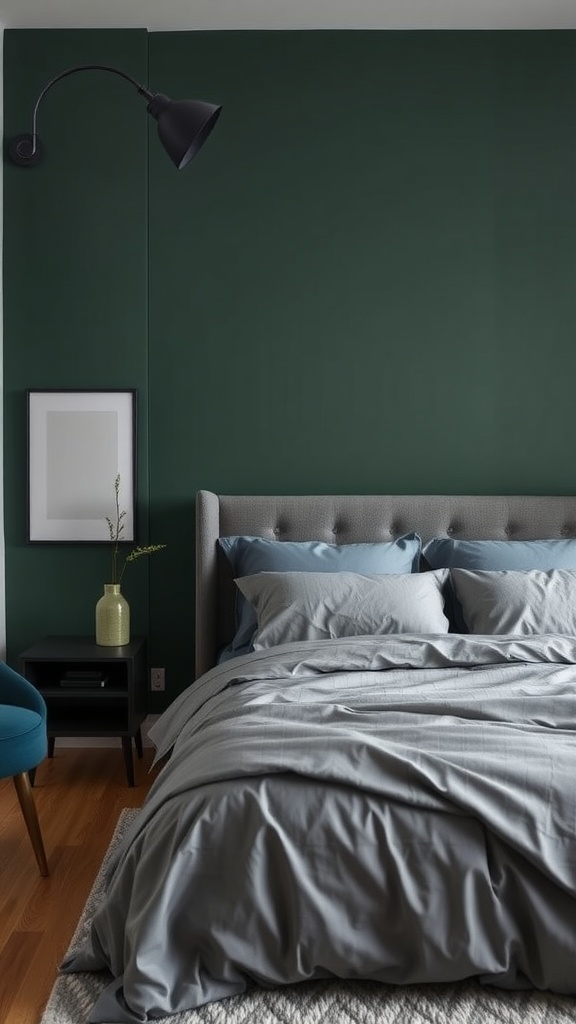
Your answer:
[59,670,108,688]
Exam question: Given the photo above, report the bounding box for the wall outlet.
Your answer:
[150,667,165,691]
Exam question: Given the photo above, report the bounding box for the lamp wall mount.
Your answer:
[8,63,222,171]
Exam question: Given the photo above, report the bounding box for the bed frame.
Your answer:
[195,491,576,677]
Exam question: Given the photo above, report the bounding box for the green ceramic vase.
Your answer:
[95,584,130,646]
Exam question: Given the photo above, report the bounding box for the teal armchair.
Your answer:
[0,662,49,875]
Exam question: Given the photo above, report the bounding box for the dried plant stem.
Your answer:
[104,474,165,585]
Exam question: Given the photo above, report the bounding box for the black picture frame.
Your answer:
[27,388,137,543]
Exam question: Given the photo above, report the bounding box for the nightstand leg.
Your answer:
[121,736,135,786]
[48,737,55,758]
[134,726,143,759]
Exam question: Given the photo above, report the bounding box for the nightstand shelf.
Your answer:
[19,635,148,786]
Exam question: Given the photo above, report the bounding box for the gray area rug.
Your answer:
[41,809,576,1024]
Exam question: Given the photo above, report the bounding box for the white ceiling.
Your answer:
[0,0,576,31]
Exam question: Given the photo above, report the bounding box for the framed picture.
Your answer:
[27,389,137,543]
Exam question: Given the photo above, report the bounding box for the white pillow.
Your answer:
[235,570,449,649]
[450,568,576,635]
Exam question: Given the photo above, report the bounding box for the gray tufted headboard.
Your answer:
[195,490,576,678]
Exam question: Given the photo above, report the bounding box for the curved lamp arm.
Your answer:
[8,63,222,171]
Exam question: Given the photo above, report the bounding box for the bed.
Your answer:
[63,491,576,1022]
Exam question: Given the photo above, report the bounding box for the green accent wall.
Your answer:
[4,28,576,705]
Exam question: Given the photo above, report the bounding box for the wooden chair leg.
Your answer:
[13,772,49,877]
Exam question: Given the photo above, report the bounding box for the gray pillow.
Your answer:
[220,533,423,651]
[422,538,576,633]
[235,570,449,649]
[450,568,576,635]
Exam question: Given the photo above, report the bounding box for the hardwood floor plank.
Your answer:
[0,747,159,1024]
[0,932,43,1024]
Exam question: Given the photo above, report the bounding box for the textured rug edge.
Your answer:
[40,807,138,1024]
[39,809,576,1024]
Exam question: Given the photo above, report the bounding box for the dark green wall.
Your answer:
[4,29,576,704]
[3,30,152,673]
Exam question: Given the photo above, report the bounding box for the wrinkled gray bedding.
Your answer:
[62,634,576,1022]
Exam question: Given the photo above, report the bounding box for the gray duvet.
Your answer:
[62,634,576,1022]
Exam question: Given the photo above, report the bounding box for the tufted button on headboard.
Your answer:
[194,491,576,678]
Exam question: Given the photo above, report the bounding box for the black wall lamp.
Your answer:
[8,63,222,170]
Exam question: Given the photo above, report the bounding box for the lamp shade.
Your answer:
[147,94,222,171]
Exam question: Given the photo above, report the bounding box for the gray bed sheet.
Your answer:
[62,633,576,1022]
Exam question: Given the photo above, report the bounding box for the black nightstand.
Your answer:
[19,635,148,787]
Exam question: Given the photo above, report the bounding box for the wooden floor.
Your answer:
[0,746,160,1024]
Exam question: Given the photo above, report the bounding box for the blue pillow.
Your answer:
[422,537,576,571]
[219,533,422,652]
[423,537,576,632]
